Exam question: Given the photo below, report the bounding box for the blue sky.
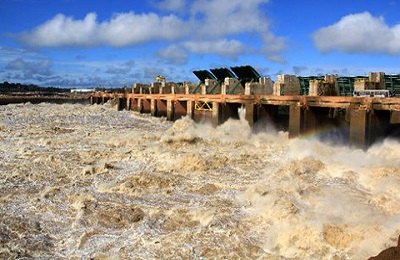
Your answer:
[0,0,399,87]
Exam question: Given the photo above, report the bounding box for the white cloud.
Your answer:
[0,46,46,63]
[20,13,98,47]
[104,60,135,77]
[155,0,186,12]
[184,39,245,58]
[17,0,285,63]
[313,12,400,55]
[5,58,52,77]
[158,39,246,64]
[99,12,187,47]
[20,12,188,47]
[189,0,285,61]
[158,39,245,64]
[157,44,188,64]
[191,0,268,37]
[261,33,286,63]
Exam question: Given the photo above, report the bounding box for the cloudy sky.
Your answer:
[0,0,399,87]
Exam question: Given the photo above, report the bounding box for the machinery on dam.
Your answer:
[91,65,400,148]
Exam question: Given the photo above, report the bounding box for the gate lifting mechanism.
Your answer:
[195,101,213,111]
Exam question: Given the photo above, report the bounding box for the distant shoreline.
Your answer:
[0,92,90,105]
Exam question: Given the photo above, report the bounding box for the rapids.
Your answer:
[0,102,399,259]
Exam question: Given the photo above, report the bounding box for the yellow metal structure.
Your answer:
[195,101,212,111]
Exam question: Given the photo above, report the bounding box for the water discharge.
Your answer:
[0,102,399,259]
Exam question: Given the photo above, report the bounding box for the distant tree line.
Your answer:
[96,86,130,93]
[0,81,71,93]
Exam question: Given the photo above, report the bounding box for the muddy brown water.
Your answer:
[1,102,399,259]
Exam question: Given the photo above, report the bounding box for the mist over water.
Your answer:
[1,102,399,259]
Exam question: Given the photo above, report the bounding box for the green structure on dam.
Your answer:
[299,74,400,96]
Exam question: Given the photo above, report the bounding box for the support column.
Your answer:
[201,85,207,95]
[90,96,95,105]
[126,98,131,110]
[111,98,118,108]
[212,102,220,127]
[221,85,227,95]
[244,103,255,126]
[116,98,121,111]
[187,101,194,118]
[101,96,105,105]
[349,109,368,148]
[151,99,157,116]
[289,104,301,138]
[167,99,174,121]
[349,108,382,148]
[137,98,142,113]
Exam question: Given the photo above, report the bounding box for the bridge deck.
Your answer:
[94,93,400,111]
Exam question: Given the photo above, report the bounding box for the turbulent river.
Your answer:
[1,102,400,259]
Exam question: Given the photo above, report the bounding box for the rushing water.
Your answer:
[1,102,399,259]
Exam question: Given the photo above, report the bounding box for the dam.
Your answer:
[90,66,400,148]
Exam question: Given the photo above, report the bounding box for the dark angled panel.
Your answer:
[193,70,216,83]
[210,68,236,81]
[230,65,261,82]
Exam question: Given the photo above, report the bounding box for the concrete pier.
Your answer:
[167,99,174,121]
[212,102,219,127]
[187,101,195,118]
[289,105,302,138]
[244,103,255,126]
[349,109,370,148]
[137,98,142,113]
[150,99,157,116]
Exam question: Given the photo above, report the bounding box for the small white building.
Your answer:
[70,88,96,93]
